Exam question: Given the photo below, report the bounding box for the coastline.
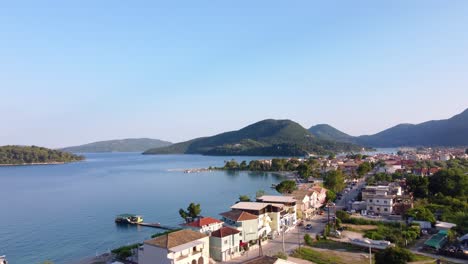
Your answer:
[0,161,82,167]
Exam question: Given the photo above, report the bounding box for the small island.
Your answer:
[0,145,85,166]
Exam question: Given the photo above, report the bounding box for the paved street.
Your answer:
[223,214,328,263]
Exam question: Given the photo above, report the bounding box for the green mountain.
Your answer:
[356,108,468,147]
[308,124,355,143]
[143,119,361,156]
[0,145,84,165]
[61,138,172,153]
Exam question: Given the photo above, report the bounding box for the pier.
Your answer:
[135,222,177,230]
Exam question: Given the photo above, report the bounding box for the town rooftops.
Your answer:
[211,226,240,238]
[182,217,223,228]
[256,195,296,204]
[231,202,284,211]
[144,229,207,250]
[220,210,258,221]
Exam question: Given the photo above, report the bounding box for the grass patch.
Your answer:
[291,247,343,264]
[311,240,364,252]
[411,254,434,261]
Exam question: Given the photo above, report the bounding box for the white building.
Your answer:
[181,217,224,235]
[138,229,209,264]
[362,184,402,215]
[209,226,241,261]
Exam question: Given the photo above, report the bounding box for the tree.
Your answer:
[375,247,414,264]
[326,190,336,202]
[275,180,297,194]
[271,158,287,171]
[256,189,265,198]
[324,170,345,193]
[357,162,372,177]
[405,207,436,224]
[239,195,251,202]
[224,159,240,170]
[179,202,201,221]
[297,163,312,179]
[405,174,429,198]
[429,168,468,197]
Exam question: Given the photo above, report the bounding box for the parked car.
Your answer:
[305,224,313,230]
[329,230,341,238]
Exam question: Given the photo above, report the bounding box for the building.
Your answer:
[209,226,241,261]
[181,217,224,235]
[286,189,313,219]
[256,195,297,228]
[138,229,209,264]
[361,184,412,215]
[230,202,281,236]
[220,210,258,243]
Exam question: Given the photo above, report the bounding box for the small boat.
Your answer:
[271,184,277,188]
[115,214,143,224]
[0,255,8,264]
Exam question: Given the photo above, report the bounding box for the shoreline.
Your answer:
[0,161,83,167]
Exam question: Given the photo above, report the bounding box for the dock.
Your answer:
[134,222,177,230]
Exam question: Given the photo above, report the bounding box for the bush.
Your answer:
[275,251,288,260]
[111,243,140,260]
[304,234,313,246]
[375,247,414,264]
[335,210,350,221]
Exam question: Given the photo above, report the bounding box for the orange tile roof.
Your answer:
[182,217,223,228]
[144,229,207,249]
[220,210,258,221]
[211,226,240,238]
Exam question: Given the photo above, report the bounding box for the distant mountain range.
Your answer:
[61,138,172,153]
[308,108,468,147]
[143,119,362,156]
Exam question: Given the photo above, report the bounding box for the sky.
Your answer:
[1,1,467,148]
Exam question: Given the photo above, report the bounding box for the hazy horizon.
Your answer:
[1,1,467,148]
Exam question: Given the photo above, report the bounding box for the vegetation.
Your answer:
[356,161,372,176]
[275,180,297,194]
[304,233,313,246]
[143,119,362,156]
[308,124,356,143]
[324,170,346,193]
[239,195,251,202]
[374,247,415,264]
[274,251,288,260]
[61,138,171,153]
[405,207,436,224]
[111,243,141,260]
[0,145,84,165]
[178,202,201,221]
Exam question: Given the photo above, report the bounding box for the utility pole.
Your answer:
[282,226,285,253]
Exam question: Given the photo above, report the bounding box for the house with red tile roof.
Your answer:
[181,216,223,235]
[220,210,259,244]
[209,226,241,261]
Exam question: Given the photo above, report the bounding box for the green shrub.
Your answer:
[304,234,313,246]
[275,251,288,260]
[375,247,414,264]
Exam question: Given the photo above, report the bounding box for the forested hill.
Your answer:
[0,145,85,165]
[143,119,362,156]
[61,138,172,153]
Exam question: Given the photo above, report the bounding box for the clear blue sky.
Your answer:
[1,1,467,148]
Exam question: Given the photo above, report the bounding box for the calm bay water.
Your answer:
[0,153,283,264]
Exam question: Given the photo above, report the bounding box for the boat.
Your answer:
[0,255,8,264]
[115,214,143,224]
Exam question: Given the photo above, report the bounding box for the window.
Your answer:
[369,199,373,203]
[384,201,387,204]
[193,246,197,252]
[376,200,379,203]
[369,206,373,210]
[384,208,388,211]
[224,240,228,245]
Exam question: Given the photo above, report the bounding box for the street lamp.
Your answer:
[364,239,372,264]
